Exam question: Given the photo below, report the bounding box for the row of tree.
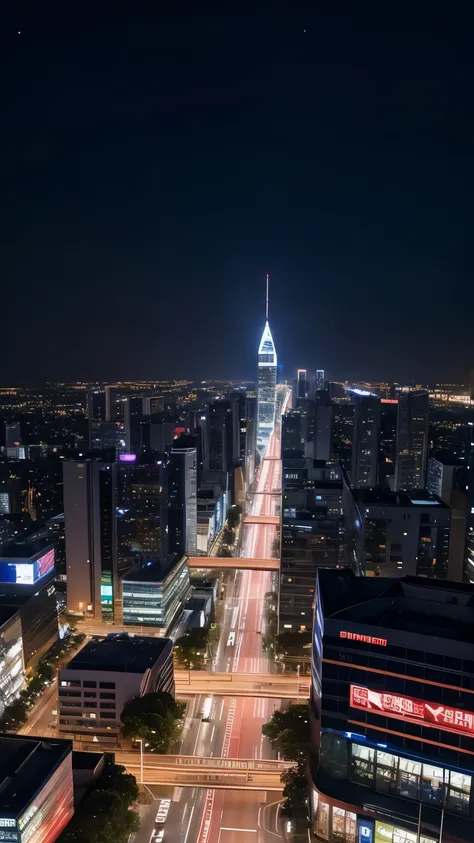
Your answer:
[262,703,310,821]
[58,764,139,843]
[0,627,86,731]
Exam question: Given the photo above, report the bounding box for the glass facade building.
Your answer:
[122,554,190,631]
[257,312,277,457]
[310,570,474,843]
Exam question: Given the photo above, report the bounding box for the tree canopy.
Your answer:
[174,628,209,669]
[262,703,310,763]
[58,764,139,843]
[121,692,186,753]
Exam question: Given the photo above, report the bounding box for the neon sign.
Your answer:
[340,631,387,646]
[350,685,474,738]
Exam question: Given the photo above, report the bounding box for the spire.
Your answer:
[266,273,269,322]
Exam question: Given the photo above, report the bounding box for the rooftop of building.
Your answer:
[122,554,182,583]
[0,537,55,560]
[318,569,474,644]
[351,488,449,509]
[0,736,72,817]
[62,634,172,674]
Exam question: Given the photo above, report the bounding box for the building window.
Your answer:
[317,801,330,840]
[420,763,445,808]
[100,711,116,719]
[375,750,398,794]
[99,692,115,700]
[398,757,421,801]
[84,702,97,708]
[447,771,471,816]
[350,743,375,787]
[99,682,115,689]
[99,703,115,710]
[83,681,97,688]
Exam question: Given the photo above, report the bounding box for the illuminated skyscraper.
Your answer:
[257,274,277,456]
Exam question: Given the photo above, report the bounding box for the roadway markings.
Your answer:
[196,789,215,843]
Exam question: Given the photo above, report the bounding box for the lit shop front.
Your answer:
[311,785,439,843]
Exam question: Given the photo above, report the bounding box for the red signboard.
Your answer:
[350,685,474,738]
[340,631,387,647]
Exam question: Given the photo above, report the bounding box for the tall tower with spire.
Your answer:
[257,273,277,456]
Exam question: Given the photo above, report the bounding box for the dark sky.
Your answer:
[2,5,473,384]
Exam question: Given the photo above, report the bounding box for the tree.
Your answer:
[1,699,29,730]
[174,628,209,669]
[95,764,138,805]
[59,766,140,843]
[121,692,186,753]
[262,704,310,763]
[280,764,308,819]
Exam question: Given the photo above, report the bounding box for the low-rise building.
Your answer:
[58,633,174,745]
[122,554,190,631]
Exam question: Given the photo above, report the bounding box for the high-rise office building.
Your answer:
[293,369,311,404]
[282,411,305,455]
[63,459,118,621]
[394,390,430,491]
[343,481,451,579]
[314,391,332,462]
[116,455,168,570]
[279,457,345,633]
[123,395,145,454]
[142,395,165,416]
[168,448,197,555]
[208,401,234,474]
[316,369,325,391]
[351,389,381,488]
[90,421,121,456]
[310,569,474,843]
[257,274,277,456]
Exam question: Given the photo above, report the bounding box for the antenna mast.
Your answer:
[266,273,269,321]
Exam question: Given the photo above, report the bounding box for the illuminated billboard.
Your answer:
[350,684,474,738]
[0,548,55,585]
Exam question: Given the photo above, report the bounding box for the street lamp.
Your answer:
[188,663,193,685]
[296,664,300,701]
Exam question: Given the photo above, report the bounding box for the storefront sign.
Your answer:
[340,631,387,646]
[350,684,474,737]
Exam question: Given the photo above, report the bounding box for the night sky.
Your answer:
[2,6,473,384]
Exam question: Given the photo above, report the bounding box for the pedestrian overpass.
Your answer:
[243,515,279,525]
[187,557,279,572]
[120,755,289,791]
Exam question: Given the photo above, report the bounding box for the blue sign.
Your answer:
[357,818,374,843]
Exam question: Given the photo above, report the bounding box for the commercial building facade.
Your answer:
[59,634,174,744]
[122,554,190,631]
[395,390,430,491]
[343,484,451,579]
[257,287,277,457]
[0,735,74,843]
[279,458,345,633]
[350,389,381,488]
[168,448,197,555]
[310,570,474,843]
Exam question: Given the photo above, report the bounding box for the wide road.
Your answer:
[196,386,291,843]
